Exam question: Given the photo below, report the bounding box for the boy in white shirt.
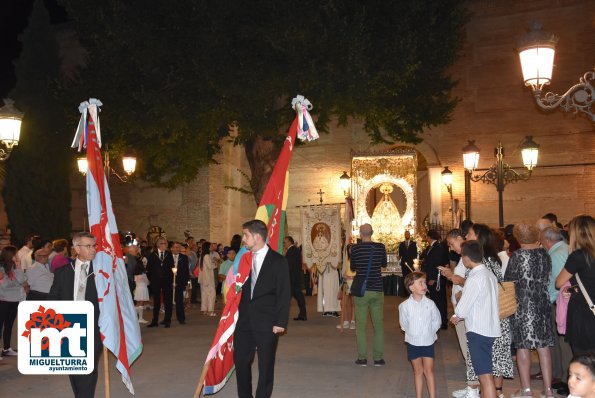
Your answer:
[451,240,500,398]
[399,271,442,398]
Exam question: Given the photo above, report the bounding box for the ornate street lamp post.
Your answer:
[518,22,595,121]
[0,99,23,161]
[462,136,539,227]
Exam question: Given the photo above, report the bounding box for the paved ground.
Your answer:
[1,295,560,397]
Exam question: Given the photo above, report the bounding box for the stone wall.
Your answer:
[68,0,594,245]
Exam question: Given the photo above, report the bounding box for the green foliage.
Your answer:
[3,0,72,245]
[59,0,469,189]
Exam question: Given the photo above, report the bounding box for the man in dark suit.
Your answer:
[48,231,102,398]
[398,230,418,282]
[234,219,291,398]
[283,236,307,321]
[420,229,449,329]
[171,241,190,324]
[145,237,174,328]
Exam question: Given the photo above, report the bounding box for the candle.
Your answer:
[413,259,420,271]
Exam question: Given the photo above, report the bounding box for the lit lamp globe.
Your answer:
[122,155,137,175]
[441,166,453,187]
[339,171,350,195]
[462,140,480,171]
[520,136,539,171]
[77,157,88,175]
[0,99,23,160]
[518,21,558,91]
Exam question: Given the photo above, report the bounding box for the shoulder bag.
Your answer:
[350,245,375,297]
[576,273,595,316]
[488,265,517,319]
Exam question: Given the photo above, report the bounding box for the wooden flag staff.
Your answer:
[103,345,110,398]
[193,361,211,398]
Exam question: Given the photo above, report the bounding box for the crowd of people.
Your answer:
[397,213,595,398]
[0,212,594,398]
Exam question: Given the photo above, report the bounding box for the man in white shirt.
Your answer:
[451,240,500,398]
[26,248,54,300]
[16,234,38,271]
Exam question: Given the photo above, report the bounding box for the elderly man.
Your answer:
[350,223,387,366]
[26,248,54,300]
[540,226,573,395]
[48,232,102,398]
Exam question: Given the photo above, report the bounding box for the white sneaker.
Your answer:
[453,387,480,398]
[342,321,350,328]
[350,320,356,330]
[2,348,18,357]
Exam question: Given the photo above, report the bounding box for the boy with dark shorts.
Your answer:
[451,240,501,398]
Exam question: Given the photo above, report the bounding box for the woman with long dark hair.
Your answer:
[466,224,514,398]
[556,215,595,355]
[0,245,27,357]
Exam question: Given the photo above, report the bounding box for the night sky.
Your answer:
[0,0,67,98]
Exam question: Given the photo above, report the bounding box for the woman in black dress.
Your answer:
[556,215,595,355]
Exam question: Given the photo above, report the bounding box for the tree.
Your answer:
[3,0,72,245]
[59,0,468,202]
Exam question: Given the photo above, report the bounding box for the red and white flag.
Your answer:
[73,99,143,394]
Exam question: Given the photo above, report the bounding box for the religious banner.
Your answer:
[301,204,342,313]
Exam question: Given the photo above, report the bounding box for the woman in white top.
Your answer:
[0,246,27,357]
[442,229,481,398]
[198,241,216,316]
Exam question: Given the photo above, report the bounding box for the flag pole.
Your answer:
[103,345,110,398]
[193,360,211,398]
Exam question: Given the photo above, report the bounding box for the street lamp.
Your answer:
[518,21,595,122]
[77,150,137,181]
[441,166,454,227]
[77,157,88,175]
[0,99,23,161]
[463,136,539,227]
[462,140,480,219]
[339,171,351,197]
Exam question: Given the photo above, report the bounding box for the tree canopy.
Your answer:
[3,0,72,244]
[59,0,468,199]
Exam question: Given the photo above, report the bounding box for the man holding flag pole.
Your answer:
[234,219,290,398]
[195,95,319,397]
[59,98,143,397]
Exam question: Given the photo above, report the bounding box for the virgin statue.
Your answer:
[371,183,403,236]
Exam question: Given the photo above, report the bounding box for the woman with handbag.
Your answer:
[466,224,514,398]
[556,215,595,355]
[505,221,555,398]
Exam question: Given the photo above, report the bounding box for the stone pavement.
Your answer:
[0,295,559,397]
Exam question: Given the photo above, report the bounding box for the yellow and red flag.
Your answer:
[201,95,318,394]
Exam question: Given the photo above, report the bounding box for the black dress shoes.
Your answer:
[293,316,307,321]
[159,320,167,325]
[164,323,171,328]
[146,322,158,328]
[179,320,186,325]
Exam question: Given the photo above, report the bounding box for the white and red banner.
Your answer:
[73,99,143,394]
